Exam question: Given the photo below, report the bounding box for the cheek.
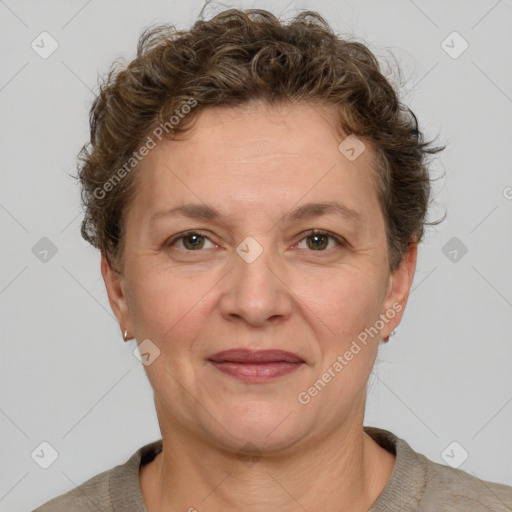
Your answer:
[295,266,385,346]
[300,270,383,411]
[127,268,211,344]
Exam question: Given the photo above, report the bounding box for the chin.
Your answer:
[204,401,305,453]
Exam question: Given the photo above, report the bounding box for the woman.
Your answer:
[34,8,512,512]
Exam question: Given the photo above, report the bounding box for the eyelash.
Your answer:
[166,229,347,252]
[299,230,348,251]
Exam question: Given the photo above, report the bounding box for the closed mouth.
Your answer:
[207,349,304,364]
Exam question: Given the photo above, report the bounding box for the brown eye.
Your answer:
[182,233,205,250]
[297,230,345,252]
[167,231,216,251]
[306,233,329,251]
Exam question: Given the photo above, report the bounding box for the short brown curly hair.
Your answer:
[76,7,444,275]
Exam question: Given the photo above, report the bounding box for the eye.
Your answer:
[295,230,346,251]
[166,231,217,251]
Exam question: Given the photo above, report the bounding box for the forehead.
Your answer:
[132,102,381,227]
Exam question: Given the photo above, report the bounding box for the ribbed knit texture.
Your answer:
[33,427,512,511]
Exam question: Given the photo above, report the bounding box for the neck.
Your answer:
[140,396,395,512]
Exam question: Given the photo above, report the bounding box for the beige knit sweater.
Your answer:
[33,427,512,511]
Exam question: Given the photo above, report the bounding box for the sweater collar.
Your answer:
[109,427,427,511]
[365,426,428,511]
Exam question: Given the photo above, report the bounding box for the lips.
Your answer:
[208,349,304,364]
[207,349,305,382]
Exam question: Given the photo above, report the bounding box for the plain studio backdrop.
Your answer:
[1,1,511,510]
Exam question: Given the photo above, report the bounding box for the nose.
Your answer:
[218,241,294,327]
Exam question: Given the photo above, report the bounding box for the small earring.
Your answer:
[123,329,129,342]
[382,330,396,343]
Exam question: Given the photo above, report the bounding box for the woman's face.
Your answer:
[103,101,415,452]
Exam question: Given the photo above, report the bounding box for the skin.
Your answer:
[102,101,417,512]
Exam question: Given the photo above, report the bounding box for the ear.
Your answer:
[380,242,418,340]
[100,252,132,338]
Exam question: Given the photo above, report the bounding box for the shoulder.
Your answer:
[32,440,163,512]
[32,467,113,512]
[365,426,512,512]
[419,452,512,511]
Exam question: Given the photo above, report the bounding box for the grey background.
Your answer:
[1,0,511,510]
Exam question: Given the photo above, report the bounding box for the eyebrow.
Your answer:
[150,201,363,226]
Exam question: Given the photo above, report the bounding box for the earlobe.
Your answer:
[100,252,132,336]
